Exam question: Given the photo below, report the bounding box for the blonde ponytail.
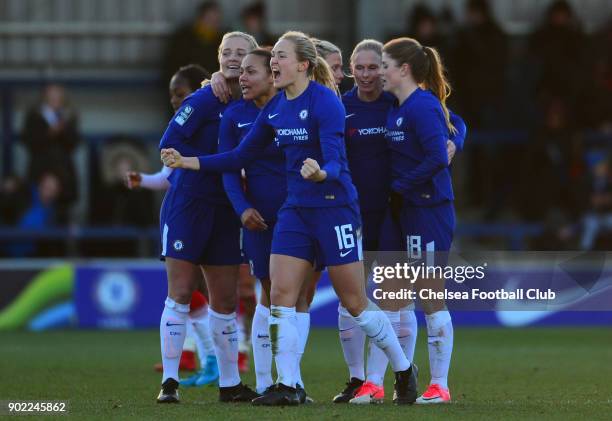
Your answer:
[312,56,340,96]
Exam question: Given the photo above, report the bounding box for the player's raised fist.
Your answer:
[301,158,326,182]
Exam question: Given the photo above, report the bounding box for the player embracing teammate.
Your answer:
[156,31,260,404]
[378,37,462,405]
[334,38,466,405]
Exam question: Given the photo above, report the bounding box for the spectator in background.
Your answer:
[92,139,155,228]
[518,95,582,221]
[162,1,224,92]
[586,17,612,130]
[5,171,62,257]
[387,4,448,54]
[21,83,80,224]
[86,138,156,257]
[451,0,509,215]
[451,0,508,128]
[0,175,29,226]
[579,152,612,250]
[240,1,275,46]
[528,0,586,114]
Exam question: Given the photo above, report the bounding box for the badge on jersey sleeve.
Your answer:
[174,105,194,126]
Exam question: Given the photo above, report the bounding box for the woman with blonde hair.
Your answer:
[155,31,259,404]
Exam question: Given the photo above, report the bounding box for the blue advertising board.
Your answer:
[71,260,612,329]
[74,263,167,329]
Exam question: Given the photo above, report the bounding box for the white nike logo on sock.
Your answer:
[268,113,279,119]
[237,122,252,128]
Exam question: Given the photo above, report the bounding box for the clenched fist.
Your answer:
[241,208,268,231]
[300,158,326,182]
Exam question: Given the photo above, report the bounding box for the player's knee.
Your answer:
[269,283,294,306]
[168,287,193,305]
[209,293,236,314]
[341,298,366,317]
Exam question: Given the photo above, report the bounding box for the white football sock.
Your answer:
[338,305,365,381]
[365,310,400,386]
[269,305,297,388]
[237,312,250,354]
[425,310,453,389]
[251,304,273,393]
[189,307,215,367]
[295,312,310,388]
[160,297,190,383]
[353,303,409,374]
[184,323,197,353]
[209,309,241,387]
[399,304,418,362]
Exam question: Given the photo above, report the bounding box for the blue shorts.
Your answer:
[379,201,455,264]
[160,187,242,266]
[242,224,274,280]
[271,202,363,267]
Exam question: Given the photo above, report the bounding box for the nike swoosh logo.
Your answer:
[237,122,252,128]
[340,249,353,258]
[345,113,355,119]
[257,334,269,338]
[268,113,279,119]
[166,322,185,327]
[221,330,237,335]
[495,275,612,326]
[339,326,356,332]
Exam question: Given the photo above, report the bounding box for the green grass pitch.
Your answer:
[0,328,611,420]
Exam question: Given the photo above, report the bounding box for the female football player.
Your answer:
[378,37,459,404]
[155,32,259,404]
[312,38,344,86]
